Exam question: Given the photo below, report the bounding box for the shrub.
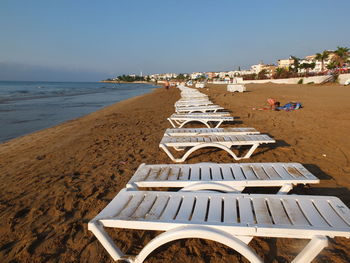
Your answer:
[257,69,268,80]
[297,79,303,84]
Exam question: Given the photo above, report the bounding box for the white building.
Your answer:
[251,63,264,74]
[278,58,294,69]
[190,72,204,79]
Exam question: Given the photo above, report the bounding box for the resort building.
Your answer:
[190,72,204,79]
[277,58,294,69]
[205,72,219,79]
[251,63,277,76]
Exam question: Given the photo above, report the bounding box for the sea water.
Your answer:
[0,81,158,143]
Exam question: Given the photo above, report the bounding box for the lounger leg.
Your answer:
[178,120,211,129]
[241,144,259,159]
[292,236,328,263]
[277,183,293,194]
[134,226,263,263]
[167,118,177,128]
[204,121,211,128]
[179,143,241,162]
[159,144,180,162]
[88,222,126,262]
[214,120,223,128]
[174,120,182,126]
[161,143,242,163]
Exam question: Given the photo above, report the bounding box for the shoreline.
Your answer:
[0,84,349,262]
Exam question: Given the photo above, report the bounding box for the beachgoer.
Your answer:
[164,80,170,90]
[267,98,280,110]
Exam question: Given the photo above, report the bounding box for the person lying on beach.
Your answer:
[253,99,302,111]
[253,98,280,110]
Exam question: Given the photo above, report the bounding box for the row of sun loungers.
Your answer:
[164,87,275,161]
[89,84,350,263]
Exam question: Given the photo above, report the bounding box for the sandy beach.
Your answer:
[0,83,350,262]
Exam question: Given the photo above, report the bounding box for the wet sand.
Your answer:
[0,83,349,262]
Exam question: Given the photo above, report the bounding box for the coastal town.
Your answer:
[107,46,349,84]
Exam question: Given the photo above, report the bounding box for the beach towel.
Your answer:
[277,102,302,111]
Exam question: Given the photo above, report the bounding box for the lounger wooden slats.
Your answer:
[175,105,224,114]
[173,112,232,117]
[89,189,350,263]
[180,95,208,100]
[177,95,210,99]
[126,163,319,193]
[177,97,209,102]
[175,100,213,107]
[168,114,234,128]
[159,134,275,162]
[164,127,260,136]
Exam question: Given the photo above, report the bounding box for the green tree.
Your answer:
[242,73,257,80]
[300,62,316,76]
[333,46,350,68]
[257,69,268,79]
[315,50,329,72]
[326,61,337,70]
[274,67,291,79]
[116,74,145,82]
[290,56,300,73]
[176,73,186,80]
[197,75,206,82]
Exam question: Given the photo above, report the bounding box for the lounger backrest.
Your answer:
[164,128,260,136]
[169,115,234,121]
[160,134,275,145]
[127,163,319,188]
[91,189,350,239]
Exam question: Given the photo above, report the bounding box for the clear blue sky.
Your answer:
[0,0,349,81]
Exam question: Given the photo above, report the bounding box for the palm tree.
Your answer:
[326,61,337,70]
[333,46,349,68]
[290,56,300,73]
[274,67,290,79]
[315,50,329,72]
[300,62,316,76]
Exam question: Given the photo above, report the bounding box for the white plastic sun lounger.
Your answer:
[177,97,209,102]
[164,127,260,136]
[180,91,208,97]
[173,112,232,117]
[126,162,319,194]
[89,189,350,263]
[168,114,234,128]
[176,105,224,114]
[180,94,208,99]
[175,100,213,107]
[160,134,275,162]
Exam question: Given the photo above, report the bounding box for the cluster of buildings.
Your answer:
[114,50,345,82]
